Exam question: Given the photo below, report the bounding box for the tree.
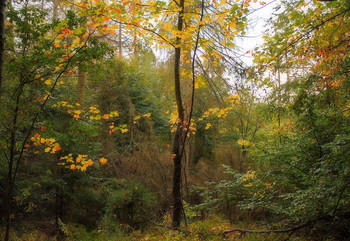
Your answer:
[221,0,350,237]
[0,0,6,96]
[0,3,112,239]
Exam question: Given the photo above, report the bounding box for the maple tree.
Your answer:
[0,3,117,239]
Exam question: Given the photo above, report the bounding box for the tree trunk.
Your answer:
[4,89,21,241]
[0,0,6,97]
[172,0,185,230]
[133,32,138,59]
[118,23,122,58]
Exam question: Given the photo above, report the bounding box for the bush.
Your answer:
[100,179,156,231]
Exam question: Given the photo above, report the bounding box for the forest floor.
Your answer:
[5,216,309,241]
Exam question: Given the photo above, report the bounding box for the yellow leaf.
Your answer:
[205,123,212,130]
[237,139,251,146]
[85,159,94,167]
[110,111,119,117]
[99,157,108,165]
[121,128,128,133]
[73,37,80,45]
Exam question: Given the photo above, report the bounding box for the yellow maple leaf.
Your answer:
[121,128,128,133]
[44,79,52,85]
[99,157,108,165]
[205,123,212,130]
[237,139,251,146]
[110,111,119,117]
[85,159,94,167]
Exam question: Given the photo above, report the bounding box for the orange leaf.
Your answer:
[85,159,94,167]
[52,145,62,151]
[99,157,108,165]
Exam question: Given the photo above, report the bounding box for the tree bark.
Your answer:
[172,0,185,230]
[118,23,122,58]
[0,0,7,97]
[4,87,21,241]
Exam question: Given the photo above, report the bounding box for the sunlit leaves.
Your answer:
[254,0,350,90]
[64,0,263,70]
[58,154,95,171]
[205,123,212,130]
[236,138,251,146]
[99,157,108,165]
[30,134,62,154]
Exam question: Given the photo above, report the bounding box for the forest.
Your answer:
[0,0,349,240]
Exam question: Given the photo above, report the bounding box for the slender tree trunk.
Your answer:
[133,32,138,59]
[4,89,21,241]
[118,23,122,58]
[0,0,7,97]
[182,49,192,189]
[172,125,184,229]
[172,0,185,230]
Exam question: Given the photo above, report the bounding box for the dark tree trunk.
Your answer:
[0,0,6,96]
[4,88,20,241]
[172,0,185,230]
[172,124,184,229]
